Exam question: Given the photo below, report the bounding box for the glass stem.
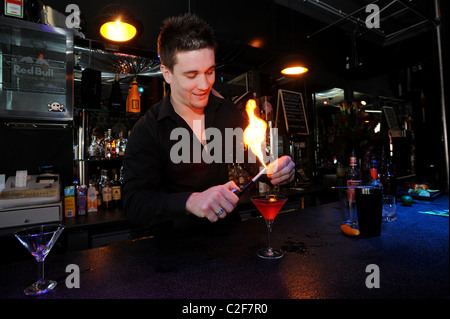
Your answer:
[265,219,274,250]
[37,260,44,284]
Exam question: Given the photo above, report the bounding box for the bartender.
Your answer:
[122,13,295,230]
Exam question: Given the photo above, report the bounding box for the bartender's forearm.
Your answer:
[122,186,192,227]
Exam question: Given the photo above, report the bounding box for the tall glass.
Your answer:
[355,186,383,237]
[250,194,287,259]
[15,224,64,295]
[337,187,358,226]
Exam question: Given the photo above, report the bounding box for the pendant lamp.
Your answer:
[97,5,142,42]
[280,2,310,76]
[280,54,309,75]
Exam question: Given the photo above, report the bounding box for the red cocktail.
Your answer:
[252,196,287,220]
[250,194,287,259]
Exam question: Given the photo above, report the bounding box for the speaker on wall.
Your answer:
[81,68,101,109]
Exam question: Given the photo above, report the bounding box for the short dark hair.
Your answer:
[157,13,217,71]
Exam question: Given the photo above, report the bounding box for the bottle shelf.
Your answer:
[75,108,125,113]
[75,108,142,119]
[74,158,123,162]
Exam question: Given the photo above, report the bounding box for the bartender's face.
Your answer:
[161,48,216,111]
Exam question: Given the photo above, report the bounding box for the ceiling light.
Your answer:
[280,55,309,75]
[97,5,142,42]
[100,19,137,42]
[281,66,308,75]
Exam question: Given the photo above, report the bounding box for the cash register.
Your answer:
[0,172,62,229]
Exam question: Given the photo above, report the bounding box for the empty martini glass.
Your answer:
[15,224,64,295]
[250,194,287,259]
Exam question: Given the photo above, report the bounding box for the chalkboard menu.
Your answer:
[276,89,309,135]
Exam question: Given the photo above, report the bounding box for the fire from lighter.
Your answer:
[233,99,270,196]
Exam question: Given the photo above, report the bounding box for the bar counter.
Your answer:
[1,194,448,300]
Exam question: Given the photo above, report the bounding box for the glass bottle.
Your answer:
[119,166,124,185]
[115,130,127,157]
[95,173,102,209]
[370,155,378,182]
[252,92,260,118]
[228,163,236,182]
[87,179,98,213]
[104,129,116,159]
[76,183,87,216]
[88,134,102,158]
[345,151,362,203]
[89,127,105,159]
[126,77,141,114]
[100,169,112,209]
[381,157,397,196]
[372,173,383,188]
[237,164,247,189]
[110,169,122,208]
[109,75,124,111]
[88,134,98,158]
[369,154,383,188]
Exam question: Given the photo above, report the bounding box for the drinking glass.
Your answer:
[337,188,358,226]
[15,224,64,295]
[250,194,287,259]
[355,186,383,237]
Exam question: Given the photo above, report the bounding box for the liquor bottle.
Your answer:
[95,174,102,209]
[97,169,107,208]
[237,164,247,189]
[252,92,261,118]
[115,130,127,157]
[370,155,378,182]
[345,151,362,203]
[102,179,112,209]
[109,75,124,111]
[258,166,269,194]
[101,169,112,209]
[89,127,105,158]
[110,169,122,208]
[104,129,116,159]
[369,155,383,188]
[126,77,141,114]
[88,134,103,158]
[87,180,98,213]
[231,164,239,186]
[381,157,397,196]
[88,134,98,158]
[119,166,124,185]
[76,183,87,216]
[228,163,236,182]
[372,174,383,188]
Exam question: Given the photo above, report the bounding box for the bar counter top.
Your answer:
[1,194,448,302]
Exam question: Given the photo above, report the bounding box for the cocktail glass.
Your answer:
[14,224,64,296]
[250,194,287,259]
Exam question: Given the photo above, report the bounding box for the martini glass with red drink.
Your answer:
[250,194,287,259]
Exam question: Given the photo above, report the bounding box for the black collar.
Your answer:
[156,92,221,123]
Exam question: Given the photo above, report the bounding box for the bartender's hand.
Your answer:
[267,156,295,185]
[185,181,240,222]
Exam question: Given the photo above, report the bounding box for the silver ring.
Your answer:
[215,208,225,216]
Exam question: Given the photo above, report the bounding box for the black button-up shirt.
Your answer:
[122,93,256,228]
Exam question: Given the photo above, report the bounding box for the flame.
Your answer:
[243,99,267,168]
